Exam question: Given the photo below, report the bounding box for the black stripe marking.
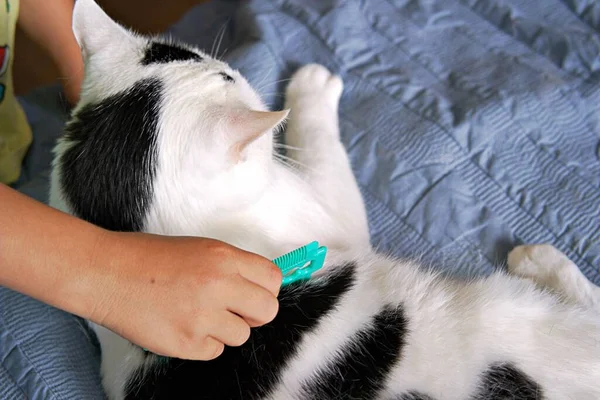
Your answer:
[471,363,544,400]
[59,78,161,232]
[301,305,408,399]
[141,42,203,65]
[125,263,357,400]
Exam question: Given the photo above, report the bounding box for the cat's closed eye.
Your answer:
[218,72,235,83]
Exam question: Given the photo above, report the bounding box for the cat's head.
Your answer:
[53,0,288,232]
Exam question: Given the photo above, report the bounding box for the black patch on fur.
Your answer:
[471,363,544,400]
[141,42,203,65]
[59,78,162,232]
[124,263,357,400]
[397,393,436,400]
[300,305,407,399]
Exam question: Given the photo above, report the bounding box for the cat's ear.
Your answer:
[226,108,290,158]
[72,0,131,59]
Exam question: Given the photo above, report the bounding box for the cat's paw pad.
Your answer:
[507,244,572,283]
[285,64,343,107]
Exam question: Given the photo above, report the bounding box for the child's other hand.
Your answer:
[88,232,282,361]
[19,0,83,106]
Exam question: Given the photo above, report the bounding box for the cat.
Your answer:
[49,1,600,399]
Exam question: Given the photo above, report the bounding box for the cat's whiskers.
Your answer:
[273,153,301,167]
[256,78,292,94]
[211,22,228,59]
[209,30,218,58]
[257,92,286,99]
[253,65,275,93]
[217,42,230,61]
[273,153,320,175]
[273,143,306,152]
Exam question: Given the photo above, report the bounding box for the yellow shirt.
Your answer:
[0,0,32,184]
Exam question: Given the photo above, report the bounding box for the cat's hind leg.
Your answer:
[507,244,600,311]
[502,244,600,398]
[283,64,369,247]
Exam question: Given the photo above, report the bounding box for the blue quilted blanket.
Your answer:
[3,0,600,398]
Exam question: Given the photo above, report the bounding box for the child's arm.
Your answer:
[0,184,281,360]
[18,0,83,105]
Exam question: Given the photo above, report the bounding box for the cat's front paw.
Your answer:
[285,64,343,109]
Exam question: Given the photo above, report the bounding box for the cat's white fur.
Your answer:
[50,1,600,399]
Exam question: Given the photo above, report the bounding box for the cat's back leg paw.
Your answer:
[508,244,600,309]
[507,244,568,285]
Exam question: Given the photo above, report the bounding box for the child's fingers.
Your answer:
[237,254,283,296]
[225,276,279,326]
[190,336,225,361]
[209,311,251,347]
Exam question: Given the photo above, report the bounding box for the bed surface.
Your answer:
[4,0,600,398]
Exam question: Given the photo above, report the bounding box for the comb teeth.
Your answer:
[272,242,326,287]
[274,247,308,274]
[273,241,318,275]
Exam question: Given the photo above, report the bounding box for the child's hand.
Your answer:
[0,185,280,362]
[88,232,282,360]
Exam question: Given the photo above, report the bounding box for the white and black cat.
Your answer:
[49,1,600,399]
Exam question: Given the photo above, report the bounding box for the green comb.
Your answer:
[272,241,327,286]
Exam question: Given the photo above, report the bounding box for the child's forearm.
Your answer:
[0,184,282,360]
[18,0,83,103]
[0,184,110,319]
